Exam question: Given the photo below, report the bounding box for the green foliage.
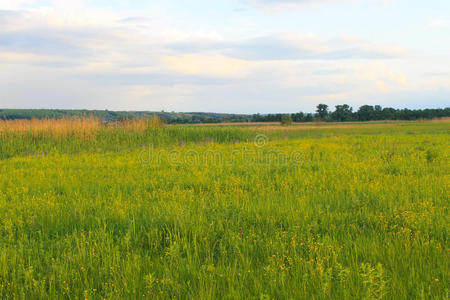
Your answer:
[360,263,387,300]
[316,104,329,120]
[0,121,448,299]
[332,104,353,121]
[280,114,293,126]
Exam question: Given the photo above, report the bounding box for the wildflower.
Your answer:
[178,141,185,147]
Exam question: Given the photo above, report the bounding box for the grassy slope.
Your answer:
[0,121,448,299]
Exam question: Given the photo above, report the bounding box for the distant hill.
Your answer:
[0,109,251,123]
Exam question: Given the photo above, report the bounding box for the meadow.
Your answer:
[0,118,448,299]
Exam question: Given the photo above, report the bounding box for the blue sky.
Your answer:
[0,0,449,113]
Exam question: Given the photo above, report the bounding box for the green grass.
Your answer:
[0,121,449,299]
[0,125,253,160]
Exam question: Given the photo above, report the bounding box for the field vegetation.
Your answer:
[0,117,448,299]
[1,105,449,124]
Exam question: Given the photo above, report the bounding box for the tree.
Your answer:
[357,105,375,121]
[304,113,314,122]
[316,104,329,120]
[382,107,396,120]
[280,114,293,126]
[331,104,353,121]
[374,105,383,119]
[292,112,305,122]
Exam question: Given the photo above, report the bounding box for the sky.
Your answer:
[0,0,449,113]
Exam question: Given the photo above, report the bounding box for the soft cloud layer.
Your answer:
[426,19,450,31]
[244,0,360,11]
[247,0,345,8]
[169,34,408,60]
[0,1,449,113]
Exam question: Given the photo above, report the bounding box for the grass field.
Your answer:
[0,119,449,299]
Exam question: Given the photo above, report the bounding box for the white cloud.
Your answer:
[169,34,409,61]
[0,0,36,10]
[162,54,258,77]
[245,0,354,11]
[426,19,450,31]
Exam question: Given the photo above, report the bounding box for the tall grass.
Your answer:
[0,120,448,299]
[0,117,253,159]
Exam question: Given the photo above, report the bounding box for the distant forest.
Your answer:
[254,104,450,123]
[1,104,449,124]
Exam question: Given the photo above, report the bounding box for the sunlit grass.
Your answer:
[0,120,448,299]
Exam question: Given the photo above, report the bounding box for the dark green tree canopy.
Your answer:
[316,104,329,120]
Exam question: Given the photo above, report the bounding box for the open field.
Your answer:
[0,119,449,299]
[189,118,450,127]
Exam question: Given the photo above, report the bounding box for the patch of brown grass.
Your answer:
[429,117,450,123]
[0,117,103,140]
[0,115,165,139]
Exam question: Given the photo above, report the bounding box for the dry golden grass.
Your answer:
[0,115,165,139]
[429,117,450,122]
[0,117,102,140]
[107,116,165,132]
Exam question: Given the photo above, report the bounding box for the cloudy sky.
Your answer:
[0,0,449,113]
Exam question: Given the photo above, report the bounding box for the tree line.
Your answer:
[252,104,450,123]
